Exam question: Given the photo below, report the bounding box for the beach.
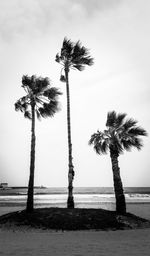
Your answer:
[0,206,150,256]
[1,188,150,255]
[0,228,150,256]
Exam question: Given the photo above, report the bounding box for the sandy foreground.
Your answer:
[0,228,150,256]
[0,204,150,255]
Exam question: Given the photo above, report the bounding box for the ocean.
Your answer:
[0,187,150,219]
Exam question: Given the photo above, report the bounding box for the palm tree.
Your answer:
[15,75,62,213]
[89,111,147,215]
[56,37,94,208]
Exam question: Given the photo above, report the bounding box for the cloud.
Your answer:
[0,0,76,41]
[72,0,121,15]
[0,0,122,42]
[0,0,57,41]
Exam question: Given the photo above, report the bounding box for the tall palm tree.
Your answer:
[89,111,147,215]
[15,75,62,213]
[56,37,94,208]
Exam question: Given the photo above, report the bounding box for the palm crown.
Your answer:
[15,75,62,119]
[55,37,94,75]
[89,111,147,155]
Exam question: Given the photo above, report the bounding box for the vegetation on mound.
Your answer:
[0,208,150,231]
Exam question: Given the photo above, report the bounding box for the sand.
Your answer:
[0,204,150,255]
[0,228,150,256]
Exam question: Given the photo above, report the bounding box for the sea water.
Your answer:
[0,187,150,219]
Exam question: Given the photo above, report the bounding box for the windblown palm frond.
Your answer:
[43,87,62,99]
[127,126,147,136]
[24,111,32,119]
[89,130,110,155]
[115,113,127,127]
[39,101,59,118]
[121,137,143,151]
[106,111,117,127]
[56,37,94,72]
[90,111,147,156]
[15,96,31,119]
[60,75,66,82]
[122,118,137,130]
[15,75,62,120]
[61,37,74,58]
[106,111,127,128]
[72,64,85,71]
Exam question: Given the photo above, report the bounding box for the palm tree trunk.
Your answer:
[26,101,36,213]
[65,67,75,209]
[110,149,126,215]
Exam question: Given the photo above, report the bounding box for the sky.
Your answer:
[0,0,150,187]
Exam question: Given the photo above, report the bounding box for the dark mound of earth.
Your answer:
[0,208,150,231]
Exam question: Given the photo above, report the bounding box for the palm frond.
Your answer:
[93,143,102,155]
[72,40,83,58]
[101,140,109,154]
[55,53,61,63]
[60,75,66,82]
[131,137,143,150]
[72,42,89,59]
[77,57,94,66]
[43,87,62,99]
[22,75,36,91]
[15,100,23,112]
[106,111,117,127]
[61,37,74,58]
[90,111,147,157]
[24,111,32,119]
[39,101,59,118]
[123,118,138,130]
[22,75,50,95]
[72,46,94,67]
[129,127,148,137]
[15,98,29,113]
[72,64,85,71]
[57,38,94,70]
[34,77,50,94]
[121,139,133,152]
[89,131,102,144]
[115,112,127,127]
[16,75,62,121]
[88,133,97,145]
[89,131,109,155]
[36,109,41,120]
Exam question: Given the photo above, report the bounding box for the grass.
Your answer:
[0,207,150,231]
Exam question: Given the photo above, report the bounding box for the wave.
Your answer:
[1,193,150,205]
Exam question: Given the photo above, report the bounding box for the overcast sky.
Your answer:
[0,0,150,187]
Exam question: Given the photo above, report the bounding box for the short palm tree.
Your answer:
[89,111,147,215]
[15,75,62,213]
[56,37,94,208]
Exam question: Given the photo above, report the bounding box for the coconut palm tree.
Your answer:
[56,37,94,208]
[15,75,62,213]
[89,111,147,215]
